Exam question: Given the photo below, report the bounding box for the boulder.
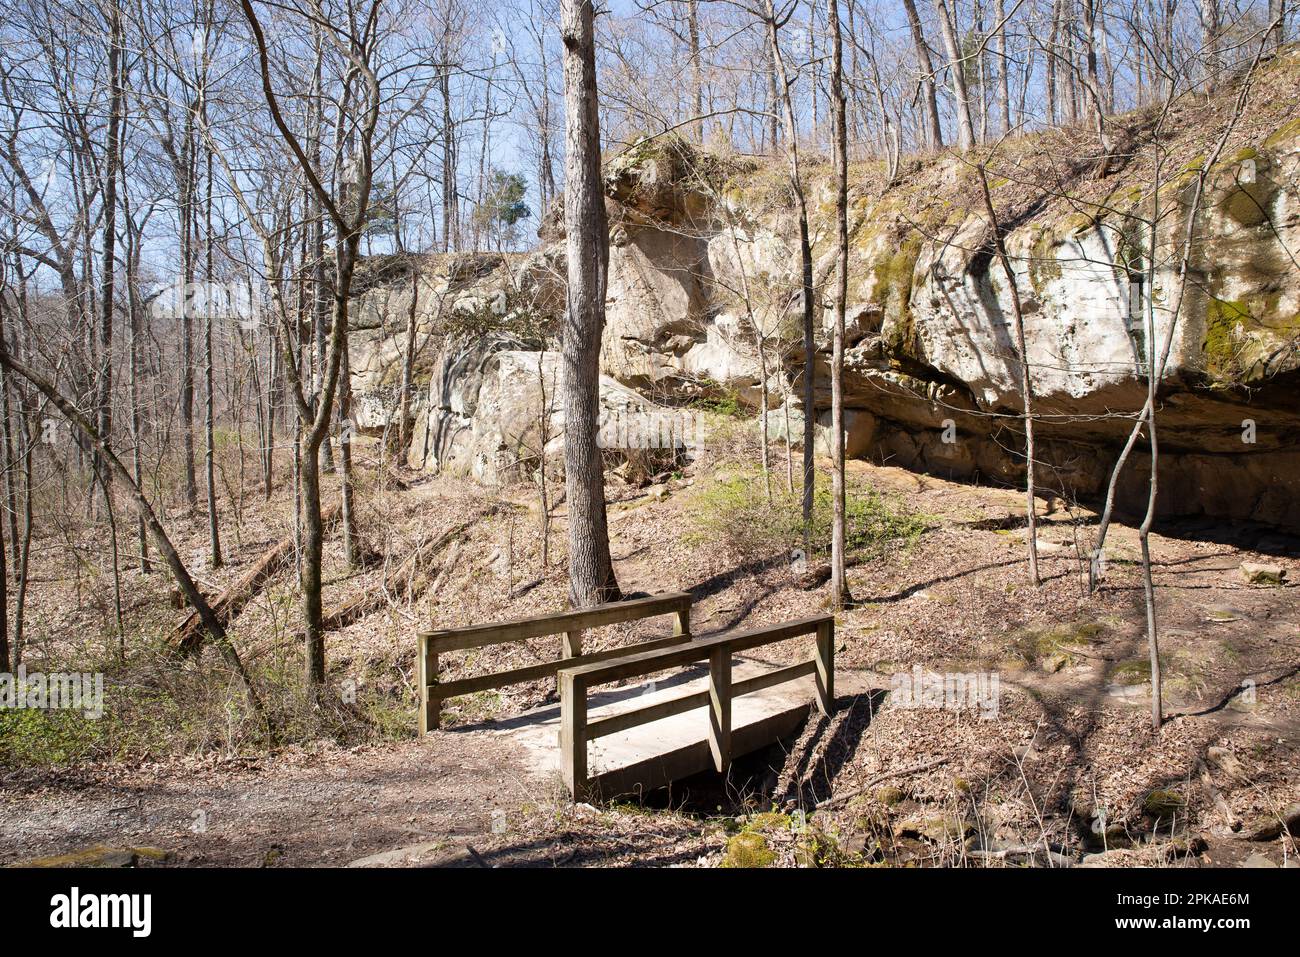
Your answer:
[1240,562,1287,585]
[410,347,696,484]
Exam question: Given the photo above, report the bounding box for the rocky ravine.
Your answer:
[351,49,1300,530]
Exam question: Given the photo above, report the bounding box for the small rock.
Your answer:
[1041,652,1073,674]
[894,813,972,843]
[346,841,447,868]
[1246,803,1300,842]
[720,832,775,868]
[1142,789,1186,821]
[1204,606,1246,623]
[875,786,906,807]
[11,845,170,868]
[1086,809,1132,849]
[1240,562,1287,586]
[1240,853,1278,868]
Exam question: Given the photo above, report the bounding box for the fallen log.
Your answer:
[318,504,501,633]
[174,502,343,653]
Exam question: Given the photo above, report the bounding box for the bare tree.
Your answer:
[560,0,620,605]
[828,0,852,608]
[238,0,382,686]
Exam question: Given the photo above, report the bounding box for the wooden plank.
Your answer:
[431,633,694,701]
[585,689,711,740]
[815,618,835,717]
[585,659,817,740]
[420,591,692,654]
[584,702,813,801]
[560,616,832,687]
[708,646,731,773]
[432,659,561,700]
[733,659,816,698]
[559,672,588,799]
[417,634,439,733]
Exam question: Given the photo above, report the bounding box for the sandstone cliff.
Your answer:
[352,48,1300,529]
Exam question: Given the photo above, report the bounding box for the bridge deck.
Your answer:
[501,659,872,799]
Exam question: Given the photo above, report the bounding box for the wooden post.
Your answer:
[673,602,691,639]
[708,645,732,773]
[418,633,441,733]
[559,670,588,800]
[556,630,582,699]
[815,618,835,717]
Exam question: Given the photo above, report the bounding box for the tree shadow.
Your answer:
[774,688,889,808]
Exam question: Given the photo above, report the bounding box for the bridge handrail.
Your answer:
[417,591,692,732]
[557,615,834,799]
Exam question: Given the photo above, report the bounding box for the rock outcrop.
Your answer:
[352,50,1300,529]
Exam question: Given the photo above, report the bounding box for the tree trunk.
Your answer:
[688,0,704,142]
[995,0,1011,134]
[828,0,853,609]
[1081,0,1113,172]
[978,166,1040,586]
[765,1,818,548]
[396,264,421,455]
[1201,0,1220,89]
[203,121,222,568]
[902,0,943,149]
[933,0,976,150]
[1047,0,1062,125]
[337,333,361,568]
[560,0,620,606]
[181,112,198,509]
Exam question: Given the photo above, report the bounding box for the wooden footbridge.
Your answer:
[418,593,836,800]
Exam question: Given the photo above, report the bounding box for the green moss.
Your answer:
[1105,184,1146,212]
[746,811,793,833]
[1142,789,1186,820]
[17,846,171,868]
[1012,620,1107,667]
[721,831,776,868]
[1028,224,1064,291]
[871,231,923,359]
[1203,297,1252,377]
[1111,656,1172,686]
[794,829,869,868]
[1263,116,1300,150]
[876,786,907,806]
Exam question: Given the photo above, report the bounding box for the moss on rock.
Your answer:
[1142,789,1187,821]
[721,831,777,868]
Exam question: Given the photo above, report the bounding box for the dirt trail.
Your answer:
[0,728,555,867]
[4,461,1297,868]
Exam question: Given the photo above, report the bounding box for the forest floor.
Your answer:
[1,432,1298,868]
